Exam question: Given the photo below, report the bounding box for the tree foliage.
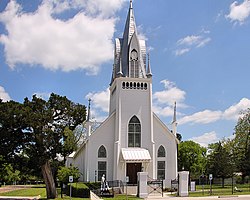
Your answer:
[207,141,235,187]
[0,94,86,199]
[178,141,207,179]
[57,166,80,183]
[233,108,250,180]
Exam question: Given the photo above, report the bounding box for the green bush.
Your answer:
[66,182,90,198]
[84,182,101,190]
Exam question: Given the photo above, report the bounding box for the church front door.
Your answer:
[126,163,142,185]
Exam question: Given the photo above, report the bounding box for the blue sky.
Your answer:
[0,0,250,147]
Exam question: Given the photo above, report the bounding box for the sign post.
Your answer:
[209,174,213,195]
[69,176,73,200]
[125,176,129,200]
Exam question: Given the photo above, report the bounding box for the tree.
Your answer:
[1,163,20,184]
[178,141,207,179]
[233,108,250,182]
[61,127,78,163]
[207,141,235,187]
[22,93,86,199]
[57,166,80,184]
[0,100,30,165]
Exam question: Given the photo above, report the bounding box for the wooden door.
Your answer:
[126,163,142,185]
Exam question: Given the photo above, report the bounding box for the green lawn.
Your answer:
[189,184,250,197]
[0,186,141,200]
[0,187,46,198]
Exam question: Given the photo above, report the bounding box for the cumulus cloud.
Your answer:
[0,86,11,102]
[179,98,250,125]
[223,98,250,120]
[153,80,186,117]
[179,110,223,125]
[226,0,250,24]
[44,0,126,17]
[85,88,110,121]
[33,92,51,100]
[189,131,219,147]
[174,33,211,56]
[0,0,126,74]
[153,80,186,106]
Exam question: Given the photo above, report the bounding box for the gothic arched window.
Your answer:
[98,145,107,158]
[130,49,139,78]
[157,145,166,157]
[157,145,166,180]
[128,116,141,147]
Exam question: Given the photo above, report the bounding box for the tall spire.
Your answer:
[111,0,148,83]
[87,98,91,122]
[172,102,177,123]
[146,53,152,78]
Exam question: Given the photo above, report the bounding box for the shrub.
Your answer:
[66,182,90,198]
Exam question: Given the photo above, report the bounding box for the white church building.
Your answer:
[66,1,178,187]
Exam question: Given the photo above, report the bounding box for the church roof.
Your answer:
[121,148,151,162]
[111,0,149,84]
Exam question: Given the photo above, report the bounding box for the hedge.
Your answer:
[66,182,90,198]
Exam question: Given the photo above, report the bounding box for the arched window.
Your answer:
[130,49,139,78]
[157,145,166,180]
[157,145,166,157]
[98,145,107,158]
[128,116,141,147]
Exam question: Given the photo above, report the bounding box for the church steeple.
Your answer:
[172,102,177,137]
[111,0,147,84]
[146,53,152,78]
[87,98,91,122]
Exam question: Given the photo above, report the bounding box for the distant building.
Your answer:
[66,1,178,187]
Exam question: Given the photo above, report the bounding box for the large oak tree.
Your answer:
[0,94,86,199]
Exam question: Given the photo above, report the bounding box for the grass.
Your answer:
[0,186,141,200]
[188,183,250,197]
[0,187,46,198]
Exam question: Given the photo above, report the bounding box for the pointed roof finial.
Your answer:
[146,53,152,77]
[130,0,133,9]
[87,98,91,121]
[172,102,177,123]
[117,58,123,77]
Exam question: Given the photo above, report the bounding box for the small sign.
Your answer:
[209,174,213,180]
[191,181,196,191]
[125,176,129,183]
[69,176,73,183]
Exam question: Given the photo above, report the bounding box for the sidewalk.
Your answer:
[0,196,40,200]
[146,193,250,200]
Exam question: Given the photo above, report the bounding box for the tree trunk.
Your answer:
[41,160,57,199]
[222,177,225,188]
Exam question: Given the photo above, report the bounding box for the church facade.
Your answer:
[66,1,178,187]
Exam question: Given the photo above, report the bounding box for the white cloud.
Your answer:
[153,105,174,118]
[0,86,11,102]
[223,98,250,120]
[153,80,186,117]
[179,98,250,125]
[33,92,51,100]
[226,0,250,24]
[0,0,125,74]
[175,33,211,56]
[189,131,219,147]
[179,110,222,125]
[153,80,186,106]
[175,48,190,56]
[85,88,110,121]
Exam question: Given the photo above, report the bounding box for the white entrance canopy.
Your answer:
[121,148,151,162]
